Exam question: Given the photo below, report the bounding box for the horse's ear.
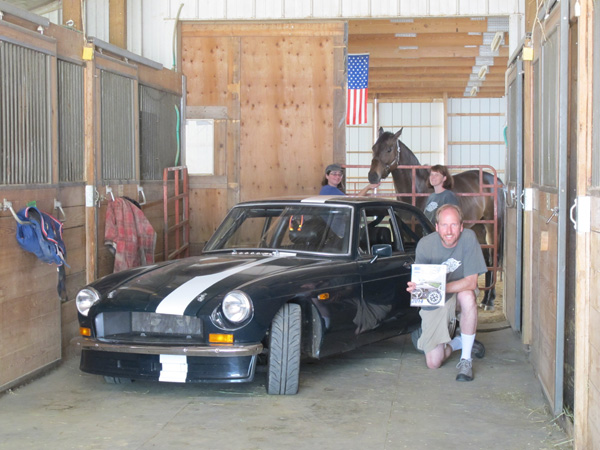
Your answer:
[378,127,384,137]
[393,128,403,140]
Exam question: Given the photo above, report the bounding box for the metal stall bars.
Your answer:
[163,166,190,260]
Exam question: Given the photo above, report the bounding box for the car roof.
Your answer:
[234,195,425,214]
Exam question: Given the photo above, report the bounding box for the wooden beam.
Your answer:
[349,33,484,48]
[370,66,474,75]
[348,18,489,35]
[369,57,476,67]
[61,0,82,30]
[109,0,127,49]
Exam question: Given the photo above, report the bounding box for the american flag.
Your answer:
[346,53,369,125]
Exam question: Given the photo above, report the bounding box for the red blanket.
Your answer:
[104,198,156,272]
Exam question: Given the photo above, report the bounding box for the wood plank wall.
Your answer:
[181,22,346,250]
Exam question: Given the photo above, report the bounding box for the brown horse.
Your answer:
[368,127,505,310]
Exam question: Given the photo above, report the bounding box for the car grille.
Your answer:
[95,312,203,344]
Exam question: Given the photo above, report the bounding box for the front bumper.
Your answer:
[73,337,263,383]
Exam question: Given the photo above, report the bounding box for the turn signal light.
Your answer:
[209,333,234,344]
[79,327,91,337]
[318,293,330,300]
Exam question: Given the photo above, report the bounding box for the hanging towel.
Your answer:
[104,197,156,273]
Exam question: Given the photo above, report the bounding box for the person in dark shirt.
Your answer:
[423,165,460,224]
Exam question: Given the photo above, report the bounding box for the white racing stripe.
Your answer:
[155,257,277,315]
[159,354,187,382]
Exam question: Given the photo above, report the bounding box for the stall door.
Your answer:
[505,57,524,332]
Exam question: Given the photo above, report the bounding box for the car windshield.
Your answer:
[204,204,352,254]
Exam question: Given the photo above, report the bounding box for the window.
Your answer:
[185,119,214,175]
[58,60,84,182]
[139,85,181,180]
[0,42,50,185]
[394,207,430,252]
[359,207,398,254]
[101,71,135,182]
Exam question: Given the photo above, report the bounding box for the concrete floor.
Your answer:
[0,327,572,450]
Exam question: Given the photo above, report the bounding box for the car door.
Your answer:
[357,206,419,342]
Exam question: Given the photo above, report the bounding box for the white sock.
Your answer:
[449,336,462,352]
[461,333,475,360]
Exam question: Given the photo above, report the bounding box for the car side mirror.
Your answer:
[370,244,392,264]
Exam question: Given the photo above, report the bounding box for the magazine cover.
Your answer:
[410,264,447,307]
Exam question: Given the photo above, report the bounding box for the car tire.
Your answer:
[267,303,301,395]
[103,376,132,384]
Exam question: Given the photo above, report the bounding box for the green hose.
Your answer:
[174,104,181,166]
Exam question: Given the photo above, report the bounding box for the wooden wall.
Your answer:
[181,22,346,249]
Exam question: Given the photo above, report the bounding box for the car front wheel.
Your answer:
[267,303,301,395]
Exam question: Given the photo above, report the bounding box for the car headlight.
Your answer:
[222,290,253,323]
[76,288,100,316]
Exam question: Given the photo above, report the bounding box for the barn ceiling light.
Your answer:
[490,31,504,52]
[395,33,417,37]
[470,86,478,97]
[398,46,418,50]
[478,65,488,79]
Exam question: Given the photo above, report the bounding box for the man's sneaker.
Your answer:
[472,339,485,359]
[456,358,473,382]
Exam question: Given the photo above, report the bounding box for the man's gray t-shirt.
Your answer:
[423,190,460,224]
[415,228,487,299]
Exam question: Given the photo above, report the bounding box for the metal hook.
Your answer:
[2,199,27,225]
[54,199,67,222]
[106,186,115,201]
[137,185,147,206]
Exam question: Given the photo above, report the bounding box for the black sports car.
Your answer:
[74,196,433,394]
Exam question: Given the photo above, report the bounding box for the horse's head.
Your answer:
[368,127,404,184]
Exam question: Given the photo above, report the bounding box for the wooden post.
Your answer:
[62,0,83,31]
[109,0,127,49]
[84,57,97,284]
[574,1,593,447]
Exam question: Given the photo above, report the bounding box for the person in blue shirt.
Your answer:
[319,164,379,196]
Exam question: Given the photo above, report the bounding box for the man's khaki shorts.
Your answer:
[417,294,457,354]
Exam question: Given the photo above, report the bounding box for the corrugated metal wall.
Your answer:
[379,102,445,166]
[447,97,506,180]
[139,85,181,180]
[0,41,51,185]
[100,70,135,182]
[58,60,85,182]
[345,98,505,190]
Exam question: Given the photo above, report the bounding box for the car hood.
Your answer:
[92,253,330,316]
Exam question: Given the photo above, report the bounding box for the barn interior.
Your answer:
[0,0,598,448]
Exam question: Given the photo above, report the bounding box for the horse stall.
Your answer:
[179,22,346,249]
[0,12,183,390]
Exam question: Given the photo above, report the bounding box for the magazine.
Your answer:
[410,264,447,307]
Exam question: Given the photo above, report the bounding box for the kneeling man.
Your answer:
[407,204,488,381]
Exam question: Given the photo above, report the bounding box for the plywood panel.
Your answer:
[183,36,238,110]
[530,191,559,410]
[189,188,229,247]
[240,33,337,201]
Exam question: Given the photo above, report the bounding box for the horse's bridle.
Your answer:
[383,139,401,174]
